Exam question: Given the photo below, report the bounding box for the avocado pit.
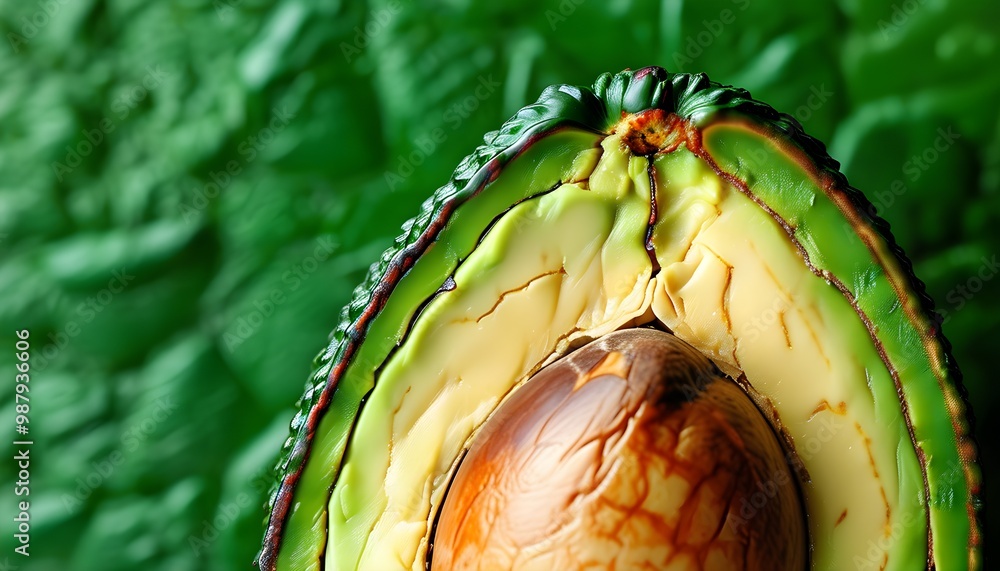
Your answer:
[430,328,807,570]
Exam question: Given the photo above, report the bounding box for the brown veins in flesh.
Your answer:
[777,311,792,348]
[809,400,847,420]
[855,421,892,541]
[474,267,567,324]
[800,310,832,371]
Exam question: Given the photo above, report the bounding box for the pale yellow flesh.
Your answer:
[326,135,922,570]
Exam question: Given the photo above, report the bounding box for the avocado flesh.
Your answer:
[263,69,978,571]
[326,130,923,570]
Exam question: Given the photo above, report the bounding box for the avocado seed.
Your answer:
[430,328,806,570]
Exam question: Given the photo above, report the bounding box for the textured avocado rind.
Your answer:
[257,66,980,570]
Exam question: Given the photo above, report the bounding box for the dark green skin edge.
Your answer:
[256,66,980,569]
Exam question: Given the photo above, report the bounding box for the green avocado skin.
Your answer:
[257,67,980,571]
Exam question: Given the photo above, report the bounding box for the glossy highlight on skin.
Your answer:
[430,328,806,570]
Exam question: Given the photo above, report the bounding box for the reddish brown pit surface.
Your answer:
[430,328,806,570]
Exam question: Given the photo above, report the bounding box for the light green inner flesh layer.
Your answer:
[278,124,970,571]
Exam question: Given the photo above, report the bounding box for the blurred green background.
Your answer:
[0,0,997,569]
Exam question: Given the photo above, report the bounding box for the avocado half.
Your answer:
[257,67,981,570]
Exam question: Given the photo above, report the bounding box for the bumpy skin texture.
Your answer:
[431,328,806,571]
[257,67,981,570]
